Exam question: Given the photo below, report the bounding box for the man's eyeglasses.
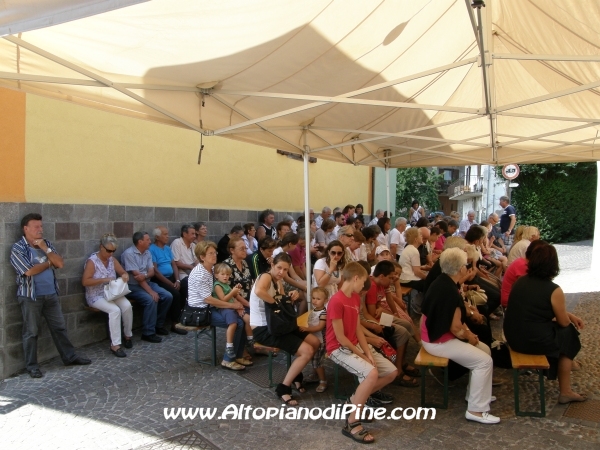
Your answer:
[102,245,116,253]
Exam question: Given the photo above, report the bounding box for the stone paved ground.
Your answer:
[1,242,599,449]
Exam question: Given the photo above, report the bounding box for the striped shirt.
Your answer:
[10,236,60,299]
[187,263,213,308]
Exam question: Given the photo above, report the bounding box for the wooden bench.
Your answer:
[332,359,359,400]
[509,347,549,417]
[175,323,217,367]
[415,346,449,409]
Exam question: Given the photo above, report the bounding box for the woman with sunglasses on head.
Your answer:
[312,240,347,299]
[82,233,133,357]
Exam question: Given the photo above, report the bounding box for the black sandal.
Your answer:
[292,372,306,393]
[342,420,375,444]
[275,383,298,406]
[402,363,421,378]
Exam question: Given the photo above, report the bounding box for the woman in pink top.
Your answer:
[501,239,546,308]
[421,248,499,425]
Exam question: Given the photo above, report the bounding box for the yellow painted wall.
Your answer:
[24,94,369,210]
[0,88,26,202]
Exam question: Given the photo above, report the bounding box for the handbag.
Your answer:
[465,289,488,306]
[266,293,298,336]
[375,341,397,364]
[179,304,211,327]
[103,278,131,302]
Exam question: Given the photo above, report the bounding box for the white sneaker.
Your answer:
[465,411,500,424]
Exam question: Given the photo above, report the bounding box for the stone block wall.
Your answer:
[0,202,301,379]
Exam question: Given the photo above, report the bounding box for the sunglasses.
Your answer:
[330,250,344,256]
[343,234,354,238]
[102,244,116,253]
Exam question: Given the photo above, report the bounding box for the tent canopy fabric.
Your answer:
[1,0,600,168]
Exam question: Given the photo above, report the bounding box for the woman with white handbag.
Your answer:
[82,233,133,357]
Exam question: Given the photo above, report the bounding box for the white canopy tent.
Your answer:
[2,0,600,298]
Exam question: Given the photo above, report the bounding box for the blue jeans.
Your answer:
[18,294,77,371]
[210,308,246,362]
[127,282,173,336]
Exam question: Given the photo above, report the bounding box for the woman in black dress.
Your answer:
[504,243,586,404]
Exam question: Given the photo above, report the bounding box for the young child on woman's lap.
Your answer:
[213,263,254,357]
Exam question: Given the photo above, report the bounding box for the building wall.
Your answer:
[0,87,371,379]
[22,93,369,210]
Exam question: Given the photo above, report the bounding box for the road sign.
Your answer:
[502,164,520,180]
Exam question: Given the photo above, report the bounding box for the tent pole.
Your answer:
[592,162,600,272]
[385,149,391,217]
[303,129,312,309]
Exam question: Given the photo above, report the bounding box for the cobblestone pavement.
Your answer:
[1,243,599,449]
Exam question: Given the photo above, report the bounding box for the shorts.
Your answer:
[312,342,326,369]
[329,344,397,383]
[252,325,308,356]
[502,233,514,250]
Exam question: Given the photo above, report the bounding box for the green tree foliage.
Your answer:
[496,163,596,243]
[395,168,442,217]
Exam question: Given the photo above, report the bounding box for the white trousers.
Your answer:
[422,339,493,412]
[91,297,133,346]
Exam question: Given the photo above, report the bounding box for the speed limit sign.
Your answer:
[502,164,520,180]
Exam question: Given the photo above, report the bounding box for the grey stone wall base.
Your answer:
[0,202,303,379]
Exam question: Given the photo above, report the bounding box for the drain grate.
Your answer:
[135,431,219,449]
[563,399,600,423]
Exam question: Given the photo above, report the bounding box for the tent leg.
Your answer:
[591,162,600,271]
[303,131,312,309]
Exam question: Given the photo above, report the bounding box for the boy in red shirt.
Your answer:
[327,262,398,444]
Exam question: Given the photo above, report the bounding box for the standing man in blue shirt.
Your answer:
[10,213,92,378]
[149,226,187,335]
[121,231,173,343]
[499,196,517,252]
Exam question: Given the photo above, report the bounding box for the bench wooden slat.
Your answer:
[509,348,549,370]
[296,311,309,328]
[175,323,211,332]
[415,347,449,368]
[400,286,412,296]
[253,343,280,355]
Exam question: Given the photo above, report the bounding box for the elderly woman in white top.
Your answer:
[507,226,539,265]
[399,227,427,292]
[81,233,132,357]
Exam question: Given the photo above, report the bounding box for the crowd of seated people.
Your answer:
[13,201,587,444]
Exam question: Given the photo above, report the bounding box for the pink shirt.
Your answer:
[501,257,528,308]
[420,315,455,344]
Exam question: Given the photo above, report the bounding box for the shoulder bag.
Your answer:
[103,278,131,302]
[265,276,298,336]
[179,303,211,327]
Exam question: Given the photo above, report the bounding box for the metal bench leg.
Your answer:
[195,330,200,363]
[268,351,275,387]
[286,351,292,369]
[421,366,449,409]
[443,365,449,409]
[210,326,217,366]
[420,366,426,407]
[514,368,546,417]
[513,368,521,415]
